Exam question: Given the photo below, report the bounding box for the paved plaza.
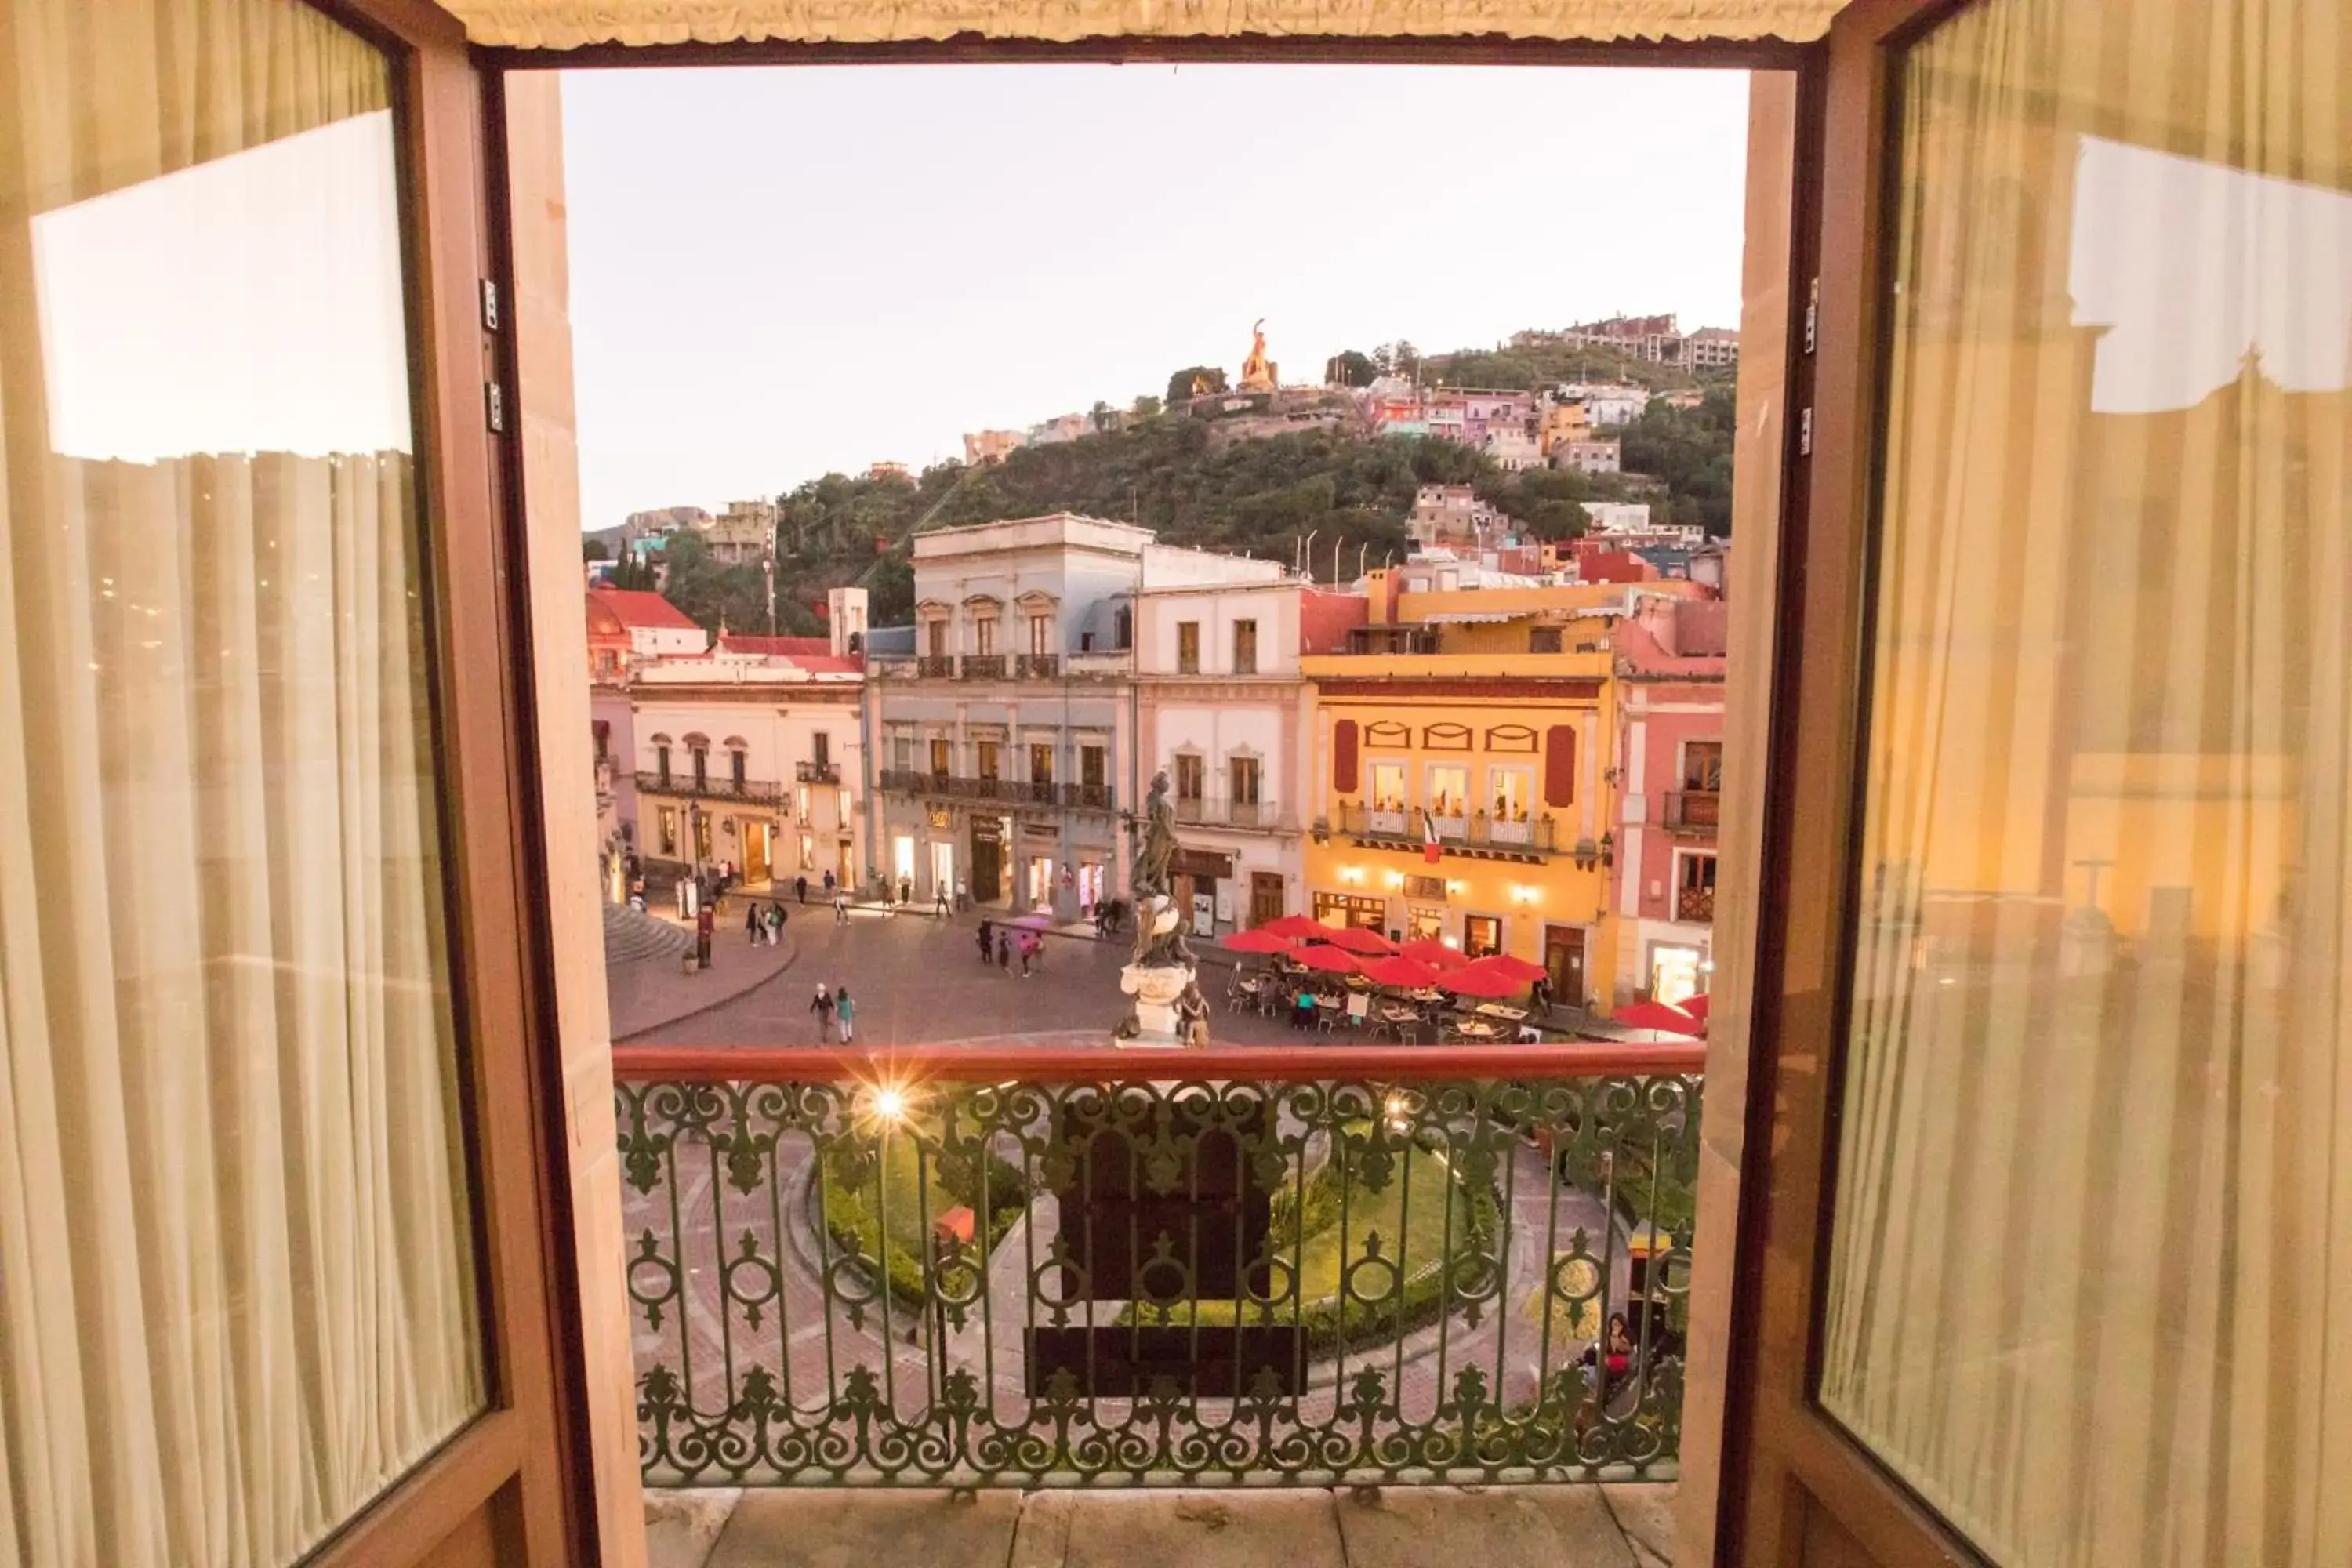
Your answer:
[613,902,1305,1048]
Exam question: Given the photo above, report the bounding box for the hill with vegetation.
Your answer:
[607,338,1736,633]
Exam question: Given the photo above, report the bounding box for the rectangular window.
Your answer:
[1681,740,1722,790]
[660,807,680,856]
[1082,745,1106,788]
[1029,613,1051,655]
[930,737,951,777]
[894,735,913,772]
[731,750,747,789]
[1029,743,1054,785]
[655,742,672,784]
[1427,764,1470,821]
[1230,755,1260,804]
[1530,626,1563,654]
[1232,618,1258,674]
[1174,753,1205,802]
[691,746,709,790]
[927,619,947,656]
[977,741,1000,780]
[1368,760,1406,811]
[1489,768,1531,822]
[695,811,713,861]
[1464,913,1502,958]
[813,731,831,768]
[593,724,610,764]
[974,615,996,655]
[1177,620,1200,673]
[837,787,851,825]
[1313,891,1386,931]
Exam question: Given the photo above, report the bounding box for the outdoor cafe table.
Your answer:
[1452,1019,1504,1042]
[1472,1002,1530,1022]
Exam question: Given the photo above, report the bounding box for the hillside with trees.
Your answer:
[618,335,1737,634]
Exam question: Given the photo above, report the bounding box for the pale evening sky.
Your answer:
[561,64,1755,532]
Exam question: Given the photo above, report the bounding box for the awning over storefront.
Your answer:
[446,0,1844,49]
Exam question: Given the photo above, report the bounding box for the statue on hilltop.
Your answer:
[1239,318,1278,394]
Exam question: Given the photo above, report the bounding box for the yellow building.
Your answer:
[1301,573,1629,1013]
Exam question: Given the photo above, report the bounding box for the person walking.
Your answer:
[833,887,850,926]
[955,877,969,913]
[822,869,836,898]
[1018,932,1034,978]
[898,875,913,909]
[1529,971,1554,1016]
[694,902,714,970]
[977,920,993,963]
[745,900,763,945]
[768,902,786,946]
[833,985,855,1044]
[808,983,836,1043]
[795,873,808,906]
[996,928,1011,975]
[935,882,951,920]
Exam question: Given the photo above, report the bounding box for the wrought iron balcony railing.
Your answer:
[1059,782,1116,812]
[1171,797,1287,831]
[960,654,1007,681]
[1337,802,1558,856]
[796,759,840,785]
[880,770,1077,809]
[1661,790,1720,832]
[612,1043,1702,1490]
[635,770,786,805]
[1676,886,1716,922]
[915,655,957,679]
[1015,652,1061,679]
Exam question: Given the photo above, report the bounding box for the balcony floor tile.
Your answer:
[649,1485,1671,1568]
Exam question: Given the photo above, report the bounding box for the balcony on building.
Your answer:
[1335,800,1557,858]
[1661,789,1720,832]
[636,768,786,805]
[795,758,840,785]
[1171,793,1289,832]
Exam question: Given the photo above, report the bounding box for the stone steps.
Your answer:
[606,901,695,965]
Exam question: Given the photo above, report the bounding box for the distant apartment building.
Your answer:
[585,587,708,683]
[1486,425,1544,471]
[698,499,775,564]
[867,461,913,483]
[626,589,869,891]
[1136,576,1364,936]
[963,429,1026,466]
[1553,439,1622,475]
[1026,412,1093,446]
[1538,401,1592,455]
[1610,592,1727,1007]
[1410,485,1508,549]
[1682,327,1740,369]
[1559,381,1652,426]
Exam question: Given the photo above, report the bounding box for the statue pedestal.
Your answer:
[1117,963,1196,1048]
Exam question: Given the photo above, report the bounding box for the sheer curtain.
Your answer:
[0,3,484,1565]
[1817,2,2352,1566]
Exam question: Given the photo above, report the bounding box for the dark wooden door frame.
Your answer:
[302,1,599,1561]
[1714,1,1991,1563]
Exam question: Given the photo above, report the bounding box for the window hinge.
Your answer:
[1803,275,1819,354]
[481,278,501,332]
[486,380,506,434]
[1798,405,1813,456]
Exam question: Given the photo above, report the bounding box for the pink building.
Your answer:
[1610,593,1728,1007]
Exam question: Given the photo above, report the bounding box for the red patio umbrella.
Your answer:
[1222,929,1296,955]
[1678,993,1711,1026]
[1612,1000,1704,1036]
[1292,944,1363,975]
[1360,954,1443,989]
[1258,914,1326,942]
[1435,965,1523,999]
[1320,925,1397,956]
[1399,938,1470,968]
[1465,953,1548,985]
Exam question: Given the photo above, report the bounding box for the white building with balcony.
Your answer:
[625,588,868,891]
[1134,571,1363,937]
[864,514,1286,920]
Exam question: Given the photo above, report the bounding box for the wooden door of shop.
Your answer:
[1543,925,1587,1010]
[1250,872,1286,928]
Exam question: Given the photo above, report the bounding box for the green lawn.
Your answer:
[820,1126,1026,1305]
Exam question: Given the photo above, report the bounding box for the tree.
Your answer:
[1323,349,1377,388]
[1130,394,1163,420]
[582,536,611,561]
[866,552,915,625]
[605,550,659,591]
[1373,340,1421,376]
[1090,399,1115,431]
[1165,365,1226,406]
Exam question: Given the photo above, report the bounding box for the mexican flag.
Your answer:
[1421,808,1443,865]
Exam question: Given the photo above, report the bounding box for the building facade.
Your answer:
[1135,578,1364,937]
[1554,438,1623,474]
[962,428,1026,466]
[699,498,776,564]
[1610,593,1728,1007]
[866,515,1148,920]
[627,589,869,891]
[1301,573,1627,1012]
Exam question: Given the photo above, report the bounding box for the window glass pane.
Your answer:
[1819,3,2351,1563]
[0,0,485,1559]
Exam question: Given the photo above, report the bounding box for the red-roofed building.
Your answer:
[586,587,707,679]
[717,633,831,659]
[1610,591,1728,1009]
